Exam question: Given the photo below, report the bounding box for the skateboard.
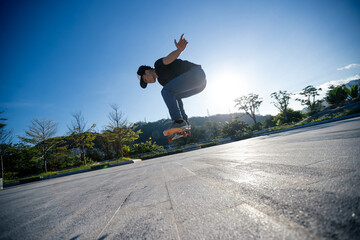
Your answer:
[163,127,191,143]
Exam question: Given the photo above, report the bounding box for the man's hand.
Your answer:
[174,33,188,52]
[163,33,188,65]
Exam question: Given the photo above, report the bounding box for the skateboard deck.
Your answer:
[163,127,191,143]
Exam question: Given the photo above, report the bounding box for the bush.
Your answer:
[251,122,263,131]
[4,172,19,180]
[263,116,276,128]
[17,156,42,177]
[130,141,164,155]
[122,145,131,157]
[222,118,251,137]
[87,148,105,162]
[274,109,304,125]
[48,154,78,171]
[233,131,253,141]
[3,144,41,177]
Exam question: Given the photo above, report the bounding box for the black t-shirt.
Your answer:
[154,58,199,86]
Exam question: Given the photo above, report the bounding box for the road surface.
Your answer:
[0,117,359,239]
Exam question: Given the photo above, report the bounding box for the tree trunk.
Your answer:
[115,140,120,158]
[251,111,257,125]
[284,108,288,122]
[44,156,47,173]
[1,154,4,179]
[81,143,86,165]
[43,143,47,173]
[119,142,124,158]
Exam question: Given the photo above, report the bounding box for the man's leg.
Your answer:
[161,66,206,121]
[177,98,188,121]
[161,88,183,121]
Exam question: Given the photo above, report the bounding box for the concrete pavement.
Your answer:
[0,117,359,239]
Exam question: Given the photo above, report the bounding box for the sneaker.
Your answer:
[171,119,188,129]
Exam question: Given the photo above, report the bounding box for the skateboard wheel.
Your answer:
[182,131,187,137]
[187,131,191,136]
[168,137,172,143]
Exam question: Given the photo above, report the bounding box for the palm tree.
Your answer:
[325,85,348,105]
[344,84,359,100]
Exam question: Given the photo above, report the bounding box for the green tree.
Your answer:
[0,112,12,179]
[19,118,58,172]
[94,134,115,160]
[263,115,276,129]
[274,108,303,125]
[68,111,96,165]
[104,105,141,158]
[296,85,323,114]
[270,90,291,123]
[47,145,77,171]
[222,117,251,138]
[344,84,359,100]
[234,93,263,124]
[4,143,39,178]
[325,85,348,105]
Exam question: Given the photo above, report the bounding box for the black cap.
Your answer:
[137,65,152,89]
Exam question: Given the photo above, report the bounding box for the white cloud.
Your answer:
[317,74,360,91]
[292,74,360,98]
[337,63,360,71]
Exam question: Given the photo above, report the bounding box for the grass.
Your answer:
[199,141,218,148]
[265,108,359,133]
[3,157,133,185]
[133,149,184,160]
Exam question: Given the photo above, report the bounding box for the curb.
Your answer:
[2,159,142,189]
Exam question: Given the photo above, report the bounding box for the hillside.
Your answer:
[188,113,271,126]
[133,113,271,146]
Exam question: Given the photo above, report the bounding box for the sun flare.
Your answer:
[206,66,249,113]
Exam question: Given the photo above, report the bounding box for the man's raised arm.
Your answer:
[162,33,188,65]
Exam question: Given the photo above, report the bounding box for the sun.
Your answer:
[205,66,249,113]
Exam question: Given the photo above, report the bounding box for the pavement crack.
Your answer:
[96,179,140,240]
[162,165,181,240]
[121,192,131,207]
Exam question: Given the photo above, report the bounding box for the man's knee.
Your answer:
[161,88,169,99]
[162,87,177,99]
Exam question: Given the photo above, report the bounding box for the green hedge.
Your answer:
[199,141,218,148]
[90,164,109,170]
[134,149,184,160]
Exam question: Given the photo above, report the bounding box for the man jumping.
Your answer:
[137,33,207,129]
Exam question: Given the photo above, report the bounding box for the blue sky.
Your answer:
[1,0,360,139]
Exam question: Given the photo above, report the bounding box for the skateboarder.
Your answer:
[137,34,207,129]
